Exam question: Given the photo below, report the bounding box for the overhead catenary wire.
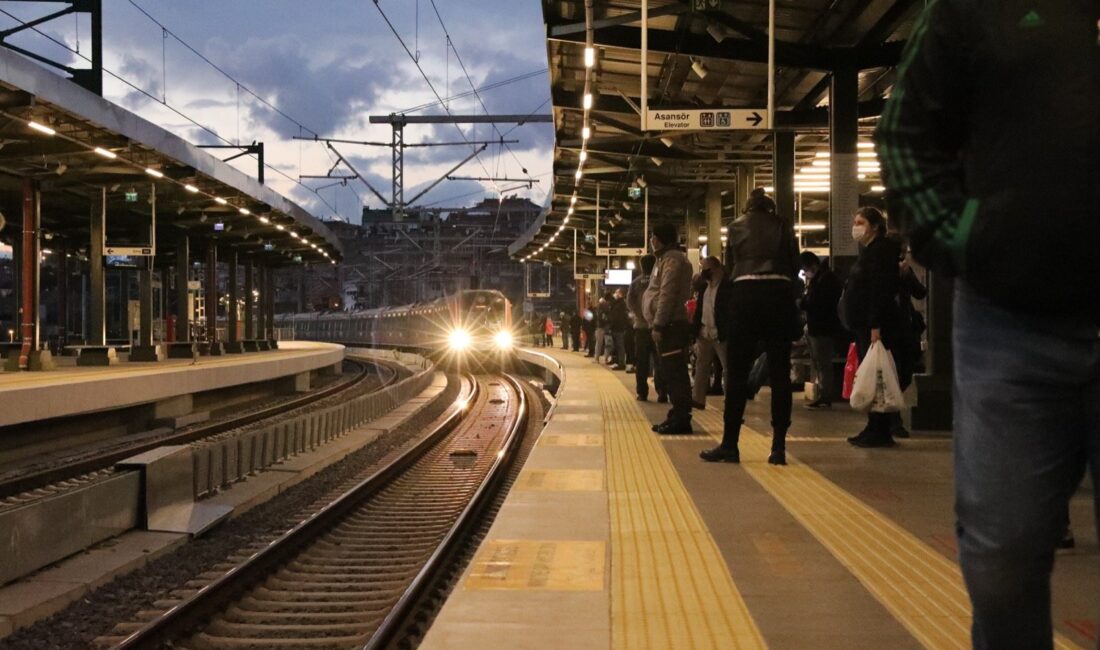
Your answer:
[0,5,342,217]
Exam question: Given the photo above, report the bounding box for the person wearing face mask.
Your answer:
[700,188,800,465]
[691,256,733,410]
[841,206,903,448]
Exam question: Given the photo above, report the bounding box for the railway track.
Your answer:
[101,373,529,650]
[0,356,398,500]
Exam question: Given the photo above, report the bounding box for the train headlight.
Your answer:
[448,328,473,351]
[494,330,514,350]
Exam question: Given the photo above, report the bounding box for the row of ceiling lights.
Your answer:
[24,118,336,264]
[520,33,600,264]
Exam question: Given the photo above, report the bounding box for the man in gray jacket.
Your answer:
[642,222,694,434]
[627,254,663,401]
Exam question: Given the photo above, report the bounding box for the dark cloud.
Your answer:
[202,35,398,139]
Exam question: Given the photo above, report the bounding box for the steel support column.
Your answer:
[57,237,68,348]
[130,255,161,361]
[17,178,36,369]
[226,248,240,352]
[830,66,860,260]
[773,131,796,223]
[88,194,105,346]
[735,165,755,218]
[175,236,189,342]
[243,260,254,340]
[205,246,223,355]
[705,185,723,261]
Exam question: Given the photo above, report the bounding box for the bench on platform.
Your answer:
[65,345,119,366]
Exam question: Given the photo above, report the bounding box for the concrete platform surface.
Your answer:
[422,348,1098,650]
[0,341,344,427]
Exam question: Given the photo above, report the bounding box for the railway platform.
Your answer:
[0,341,343,429]
[423,347,1098,649]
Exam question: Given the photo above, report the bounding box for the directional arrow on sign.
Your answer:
[746,111,764,127]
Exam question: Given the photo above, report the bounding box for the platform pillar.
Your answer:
[264,266,276,346]
[12,179,52,370]
[175,236,189,342]
[829,65,860,262]
[734,165,755,218]
[243,259,255,341]
[58,237,69,349]
[225,248,242,353]
[130,256,163,362]
[773,131,796,224]
[911,273,954,430]
[204,246,223,355]
[88,196,106,347]
[705,185,723,261]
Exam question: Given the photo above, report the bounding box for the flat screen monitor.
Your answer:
[605,268,633,286]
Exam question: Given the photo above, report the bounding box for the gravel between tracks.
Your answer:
[0,372,461,650]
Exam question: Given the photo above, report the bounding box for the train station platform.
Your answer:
[0,341,343,428]
[423,347,1098,649]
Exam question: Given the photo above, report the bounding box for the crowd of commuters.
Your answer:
[519,3,1095,646]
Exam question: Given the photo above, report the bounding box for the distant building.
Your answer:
[277,196,549,313]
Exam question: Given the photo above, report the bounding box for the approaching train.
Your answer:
[278,289,515,355]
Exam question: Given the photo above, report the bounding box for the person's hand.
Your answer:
[651,330,663,346]
[870,328,881,344]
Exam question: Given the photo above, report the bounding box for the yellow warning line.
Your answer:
[693,410,1081,650]
[600,375,766,650]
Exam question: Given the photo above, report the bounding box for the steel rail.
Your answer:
[109,374,481,650]
[0,355,395,499]
[363,373,529,649]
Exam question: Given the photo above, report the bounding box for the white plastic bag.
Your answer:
[849,342,906,413]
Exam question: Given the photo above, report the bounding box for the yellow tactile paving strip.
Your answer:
[600,375,766,650]
[693,410,1081,650]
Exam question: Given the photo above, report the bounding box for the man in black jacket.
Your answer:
[569,311,582,352]
[691,256,732,409]
[875,3,1099,648]
[799,252,842,408]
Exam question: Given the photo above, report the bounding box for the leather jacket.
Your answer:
[725,209,800,280]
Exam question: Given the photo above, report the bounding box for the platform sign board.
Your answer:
[595,247,647,257]
[102,183,156,257]
[645,108,768,131]
[574,273,603,280]
[527,292,551,298]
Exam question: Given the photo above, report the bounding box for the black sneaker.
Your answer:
[890,425,911,438]
[851,433,896,448]
[654,421,693,435]
[805,400,832,410]
[847,428,872,444]
[700,446,740,463]
[767,451,787,465]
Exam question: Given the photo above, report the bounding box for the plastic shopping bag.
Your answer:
[849,341,906,413]
[841,342,859,400]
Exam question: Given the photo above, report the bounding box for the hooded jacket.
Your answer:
[874,0,1099,319]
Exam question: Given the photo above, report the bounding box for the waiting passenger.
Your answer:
[841,207,904,449]
[628,254,663,401]
[875,4,1099,647]
[594,295,610,363]
[691,256,732,410]
[799,252,843,409]
[642,223,693,433]
[544,315,555,347]
[609,289,630,370]
[701,188,800,465]
[559,311,570,349]
[569,310,582,352]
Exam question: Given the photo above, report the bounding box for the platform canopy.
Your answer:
[0,47,342,265]
[512,0,922,264]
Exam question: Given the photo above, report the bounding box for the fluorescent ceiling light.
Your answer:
[275,224,285,231]
[650,156,663,167]
[794,223,828,231]
[582,93,593,110]
[145,168,164,178]
[691,59,708,79]
[582,126,591,140]
[259,216,270,224]
[579,150,587,162]
[214,197,228,205]
[28,121,55,136]
[239,207,250,215]
[660,137,674,148]
[93,147,117,159]
[584,46,595,68]
[184,184,199,193]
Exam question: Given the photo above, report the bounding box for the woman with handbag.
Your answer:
[842,206,905,448]
[700,188,801,466]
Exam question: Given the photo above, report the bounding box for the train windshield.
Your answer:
[460,293,507,332]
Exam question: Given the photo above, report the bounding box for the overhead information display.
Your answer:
[596,247,646,257]
[645,108,769,131]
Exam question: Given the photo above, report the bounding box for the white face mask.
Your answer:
[851,224,867,242]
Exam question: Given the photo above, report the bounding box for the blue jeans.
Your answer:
[953,284,1100,650]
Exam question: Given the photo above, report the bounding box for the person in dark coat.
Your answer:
[799,252,843,408]
[608,289,630,369]
[701,188,800,465]
[842,207,903,448]
[569,311,583,352]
